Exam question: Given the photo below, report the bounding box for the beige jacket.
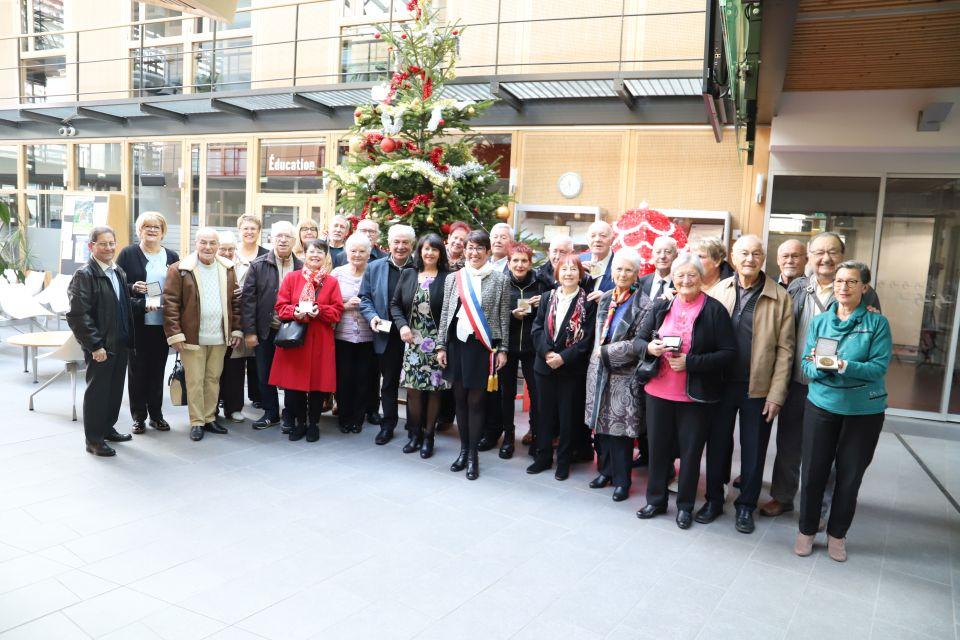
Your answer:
[163,253,242,348]
[712,274,795,405]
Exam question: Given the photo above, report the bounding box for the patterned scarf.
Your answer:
[600,286,637,345]
[547,287,588,348]
[299,266,327,302]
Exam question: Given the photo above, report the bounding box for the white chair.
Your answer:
[29,334,86,421]
[23,270,46,296]
[0,284,54,330]
[34,273,71,326]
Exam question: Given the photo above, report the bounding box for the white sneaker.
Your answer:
[229,411,245,423]
[667,479,679,494]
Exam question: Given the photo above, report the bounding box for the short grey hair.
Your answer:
[357,218,379,232]
[652,235,678,253]
[490,222,513,236]
[733,234,765,255]
[549,236,574,251]
[388,224,416,242]
[688,236,726,262]
[329,214,350,230]
[612,248,642,272]
[344,232,372,253]
[670,252,704,278]
[270,221,295,237]
[809,231,845,253]
[195,227,219,242]
[88,225,115,243]
[217,230,237,246]
[836,260,871,285]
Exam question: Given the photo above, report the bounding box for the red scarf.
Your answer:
[547,288,587,348]
[300,266,327,302]
[600,287,636,345]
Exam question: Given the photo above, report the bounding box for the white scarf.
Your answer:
[456,262,494,342]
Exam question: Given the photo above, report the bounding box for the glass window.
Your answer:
[261,205,298,245]
[0,194,18,238]
[21,0,64,51]
[130,2,182,39]
[340,26,389,82]
[0,146,18,190]
[765,176,881,279]
[197,0,251,33]
[26,144,66,191]
[194,38,252,92]
[473,134,511,194]
[259,139,325,194]
[132,141,182,252]
[132,45,184,96]
[21,55,68,103]
[206,143,247,230]
[26,193,63,228]
[343,0,391,18]
[77,143,122,192]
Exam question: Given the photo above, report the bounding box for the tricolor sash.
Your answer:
[456,269,499,391]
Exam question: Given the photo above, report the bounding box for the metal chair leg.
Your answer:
[28,366,69,411]
[69,363,77,421]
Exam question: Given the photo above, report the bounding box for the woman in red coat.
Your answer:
[270,239,343,442]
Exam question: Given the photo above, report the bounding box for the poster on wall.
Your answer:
[59,195,109,275]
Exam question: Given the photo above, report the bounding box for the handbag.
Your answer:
[633,330,662,385]
[275,280,324,349]
[168,355,187,406]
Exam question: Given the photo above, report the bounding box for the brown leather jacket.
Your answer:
[163,253,242,347]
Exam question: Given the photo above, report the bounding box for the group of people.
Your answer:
[66,212,891,562]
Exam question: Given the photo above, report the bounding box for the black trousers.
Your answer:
[219,350,245,415]
[127,324,169,422]
[286,389,325,425]
[799,401,884,538]
[646,394,710,512]
[84,348,128,444]
[453,381,486,450]
[336,340,375,429]
[254,329,281,420]
[367,363,381,417]
[597,433,633,488]
[495,351,537,436]
[378,333,404,431]
[769,380,807,504]
[534,371,586,470]
[246,357,261,403]
[705,381,771,511]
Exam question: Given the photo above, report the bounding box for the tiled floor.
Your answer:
[0,328,958,640]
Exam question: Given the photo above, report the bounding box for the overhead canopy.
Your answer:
[141,0,238,23]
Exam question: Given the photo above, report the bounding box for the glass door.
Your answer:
[255,194,327,245]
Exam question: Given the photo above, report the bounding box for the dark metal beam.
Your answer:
[18,109,67,125]
[75,106,127,126]
[0,118,20,128]
[756,0,799,124]
[613,78,636,110]
[490,81,523,112]
[292,93,334,117]
[703,94,722,142]
[210,98,257,120]
[140,103,188,123]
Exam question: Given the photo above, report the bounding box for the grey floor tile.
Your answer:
[670,531,755,588]
[236,582,369,640]
[317,601,432,640]
[0,612,90,640]
[0,579,79,633]
[619,573,725,640]
[875,569,956,639]
[784,584,873,640]
[882,530,953,586]
[696,609,786,640]
[718,561,808,622]
[869,620,947,640]
[62,586,168,638]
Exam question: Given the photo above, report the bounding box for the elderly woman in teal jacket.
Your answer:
[794,260,892,563]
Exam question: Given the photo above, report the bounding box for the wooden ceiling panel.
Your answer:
[784,9,960,90]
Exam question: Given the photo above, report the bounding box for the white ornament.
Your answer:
[381,112,404,136]
[391,172,400,180]
[371,83,391,103]
[427,106,443,132]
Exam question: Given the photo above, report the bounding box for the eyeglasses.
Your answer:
[810,249,842,258]
[93,241,116,248]
[141,225,162,231]
[834,279,861,289]
[736,251,764,260]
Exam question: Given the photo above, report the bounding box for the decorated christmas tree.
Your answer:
[326,0,509,238]
[612,205,689,276]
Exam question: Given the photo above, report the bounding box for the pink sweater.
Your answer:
[644,293,707,402]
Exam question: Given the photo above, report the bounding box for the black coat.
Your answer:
[531,288,596,377]
[637,272,674,309]
[634,295,737,403]
[66,258,135,355]
[240,251,303,340]
[390,267,450,330]
[115,244,179,327]
[506,270,552,354]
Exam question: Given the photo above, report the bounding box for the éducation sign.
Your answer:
[264,144,324,177]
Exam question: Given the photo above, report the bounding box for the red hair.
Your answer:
[553,255,586,283]
[508,242,533,260]
[447,221,471,236]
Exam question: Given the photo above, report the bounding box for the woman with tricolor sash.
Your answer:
[527,255,597,481]
[436,230,511,480]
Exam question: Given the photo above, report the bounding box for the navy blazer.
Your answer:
[637,272,674,309]
[359,255,411,354]
[579,250,615,293]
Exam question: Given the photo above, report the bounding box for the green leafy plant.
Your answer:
[0,200,31,283]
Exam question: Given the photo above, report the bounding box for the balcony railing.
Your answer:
[0,0,706,104]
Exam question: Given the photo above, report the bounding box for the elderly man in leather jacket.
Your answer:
[66,226,135,457]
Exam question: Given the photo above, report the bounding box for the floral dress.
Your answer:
[402,277,449,391]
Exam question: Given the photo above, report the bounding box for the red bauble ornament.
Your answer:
[354,109,362,117]
[401,34,407,39]
[438,119,445,126]
[373,33,381,39]
[452,29,459,35]
[440,223,452,235]
[379,137,398,153]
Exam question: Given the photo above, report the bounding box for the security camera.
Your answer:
[57,125,77,137]
[67,126,77,137]
[58,126,68,137]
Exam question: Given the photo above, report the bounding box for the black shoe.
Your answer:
[289,423,308,442]
[735,506,755,534]
[612,486,630,502]
[351,423,363,434]
[402,433,422,454]
[85,441,116,457]
[281,423,293,435]
[420,435,435,459]
[732,475,742,489]
[435,422,453,432]
[190,425,204,441]
[375,427,394,445]
[695,501,723,524]
[366,412,382,425]
[525,460,551,475]
[105,430,132,443]
[252,416,280,430]
[498,431,515,459]
[466,449,479,480]
[554,468,569,481]
[132,421,146,435]
[636,503,666,519]
[149,418,171,432]
[476,435,497,452]
[339,423,352,434]
[203,422,228,435]
[631,455,648,468]
[676,509,693,529]
[588,474,611,489]
[451,449,468,472]
[305,424,320,443]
